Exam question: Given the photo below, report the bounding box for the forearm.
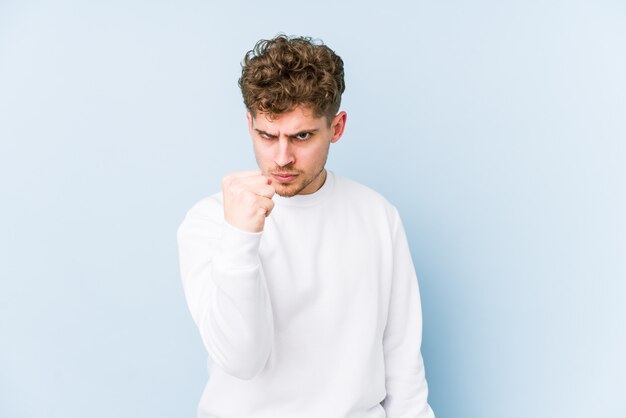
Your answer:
[178,210,274,380]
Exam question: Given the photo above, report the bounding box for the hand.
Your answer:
[222,170,276,233]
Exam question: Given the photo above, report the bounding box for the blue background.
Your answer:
[1,1,624,417]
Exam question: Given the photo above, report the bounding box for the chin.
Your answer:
[274,182,304,198]
[275,187,298,198]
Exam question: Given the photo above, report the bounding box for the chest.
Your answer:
[258,204,394,335]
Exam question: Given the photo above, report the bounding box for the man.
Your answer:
[177,35,435,418]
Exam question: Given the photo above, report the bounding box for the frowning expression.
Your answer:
[247,106,346,197]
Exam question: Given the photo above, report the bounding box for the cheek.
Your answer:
[304,144,329,165]
[252,143,270,164]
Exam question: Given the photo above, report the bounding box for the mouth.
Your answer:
[271,173,299,183]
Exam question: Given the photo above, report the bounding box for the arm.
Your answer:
[381,209,435,417]
[177,173,276,380]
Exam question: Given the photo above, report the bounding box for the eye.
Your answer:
[295,132,311,141]
[260,132,276,140]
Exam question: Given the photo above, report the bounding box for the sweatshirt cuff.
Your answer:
[217,221,263,270]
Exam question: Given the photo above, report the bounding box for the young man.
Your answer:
[177,35,435,418]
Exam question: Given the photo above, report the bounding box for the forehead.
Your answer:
[252,107,327,132]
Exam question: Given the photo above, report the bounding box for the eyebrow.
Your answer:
[254,128,318,138]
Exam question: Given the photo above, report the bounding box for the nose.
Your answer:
[274,138,295,168]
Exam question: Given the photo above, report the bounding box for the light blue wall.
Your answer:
[1,1,624,417]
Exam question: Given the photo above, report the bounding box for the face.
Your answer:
[247,106,346,197]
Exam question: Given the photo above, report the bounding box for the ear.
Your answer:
[246,111,254,135]
[330,111,347,144]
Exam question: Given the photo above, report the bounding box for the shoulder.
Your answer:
[332,173,400,223]
[184,192,224,220]
[177,192,224,239]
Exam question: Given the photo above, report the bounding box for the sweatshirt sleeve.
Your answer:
[381,208,435,418]
[176,199,274,380]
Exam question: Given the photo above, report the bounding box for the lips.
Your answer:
[271,173,299,183]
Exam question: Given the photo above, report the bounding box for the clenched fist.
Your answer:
[222,171,276,233]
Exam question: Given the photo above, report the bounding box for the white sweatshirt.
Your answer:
[177,171,435,418]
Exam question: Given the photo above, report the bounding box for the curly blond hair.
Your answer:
[238,35,345,121]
